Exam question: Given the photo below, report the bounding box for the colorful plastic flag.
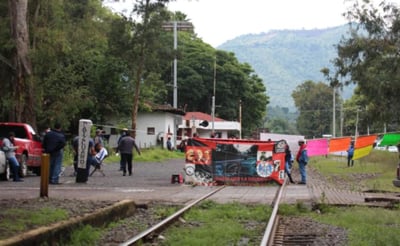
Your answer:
[328,137,352,153]
[355,135,377,148]
[379,133,400,146]
[307,138,328,156]
[353,145,373,160]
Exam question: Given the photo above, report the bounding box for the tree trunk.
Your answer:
[8,0,36,128]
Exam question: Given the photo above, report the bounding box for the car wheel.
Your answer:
[33,166,41,176]
[19,154,28,177]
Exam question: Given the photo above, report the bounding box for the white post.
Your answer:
[76,119,92,183]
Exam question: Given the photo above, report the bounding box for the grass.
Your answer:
[62,145,185,167]
[0,207,68,239]
[5,148,400,245]
[310,149,399,192]
[159,200,270,246]
[279,203,400,246]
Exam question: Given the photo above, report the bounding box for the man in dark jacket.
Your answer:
[43,123,66,184]
[117,133,141,176]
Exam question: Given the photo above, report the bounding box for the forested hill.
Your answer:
[218,24,354,111]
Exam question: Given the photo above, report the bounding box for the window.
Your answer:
[147,127,155,135]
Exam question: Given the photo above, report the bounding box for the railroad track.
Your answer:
[120,178,299,246]
[120,185,226,245]
[262,179,320,246]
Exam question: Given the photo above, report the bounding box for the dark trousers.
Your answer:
[121,153,133,174]
[347,155,354,167]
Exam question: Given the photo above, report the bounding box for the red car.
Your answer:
[0,122,43,177]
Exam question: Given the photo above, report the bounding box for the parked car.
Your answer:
[0,122,43,177]
[0,150,10,180]
[388,146,399,152]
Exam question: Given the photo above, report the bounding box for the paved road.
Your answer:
[0,158,384,206]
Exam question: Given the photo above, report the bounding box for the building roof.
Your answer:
[184,112,225,122]
[142,102,185,116]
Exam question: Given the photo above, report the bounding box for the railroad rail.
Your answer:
[260,177,287,246]
[120,186,226,246]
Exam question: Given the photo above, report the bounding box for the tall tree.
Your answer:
[331,0,400,131]
[292,80,340,138]
[128,0,170,137]
[8,0,35,126]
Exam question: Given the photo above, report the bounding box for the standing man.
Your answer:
[117,132,141,176]
[284,143,295,184]
[2,132,23,182]
[296,139,308,185]
[43,123,66,185]
[94,129,103,145]
[347,142,355,167]
[167,137,172,151]
[117,128,128,171]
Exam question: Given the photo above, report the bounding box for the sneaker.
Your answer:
[298,181,306,185]
[13,179,24,182]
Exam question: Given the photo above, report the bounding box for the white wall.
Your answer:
[136,112,182,149]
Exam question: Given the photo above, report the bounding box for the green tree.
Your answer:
[331,0,400,132]
[172,35,269,137]
[292,80,340,138]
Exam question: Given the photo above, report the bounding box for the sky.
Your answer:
[105,0,400,47]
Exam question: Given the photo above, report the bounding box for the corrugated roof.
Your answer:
[184,112,225,121]
[142,102,185,115]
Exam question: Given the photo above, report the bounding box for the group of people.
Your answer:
[1,122,142,184]
[284,139,309,185]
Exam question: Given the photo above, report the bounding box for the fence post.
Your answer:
[40,154,49,197]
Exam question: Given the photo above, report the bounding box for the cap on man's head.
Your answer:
[298,139,305,143]
[122,128,128,131]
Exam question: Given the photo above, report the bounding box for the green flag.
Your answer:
[379,133,400,146]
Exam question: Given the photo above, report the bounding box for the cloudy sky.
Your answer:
[105,0,399,47]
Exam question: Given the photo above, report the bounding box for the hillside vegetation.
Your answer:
[219,25,355,110]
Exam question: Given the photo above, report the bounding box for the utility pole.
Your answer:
[332,86,336,137]
[239,100,242,139]
[162,20,193,147]
[162,21,193,108]
[211,56,216,136]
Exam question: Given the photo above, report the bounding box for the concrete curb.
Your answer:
[0,199,136,246]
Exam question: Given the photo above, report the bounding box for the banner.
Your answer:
[307,138,328,156]
[185,138,286,185]
[353,145,373,160]
[328,137,352,153]
[355,135,377,148]
[379,133,400,146]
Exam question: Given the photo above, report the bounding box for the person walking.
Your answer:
[43,123,66,184]
[117,133,141,176]
[117,128,128,171]
[347,142,355,167]
[296,139,308,185]
[2,132,23,182]
[284,143,295,184]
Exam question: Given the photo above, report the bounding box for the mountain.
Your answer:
[218,25,355,111]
